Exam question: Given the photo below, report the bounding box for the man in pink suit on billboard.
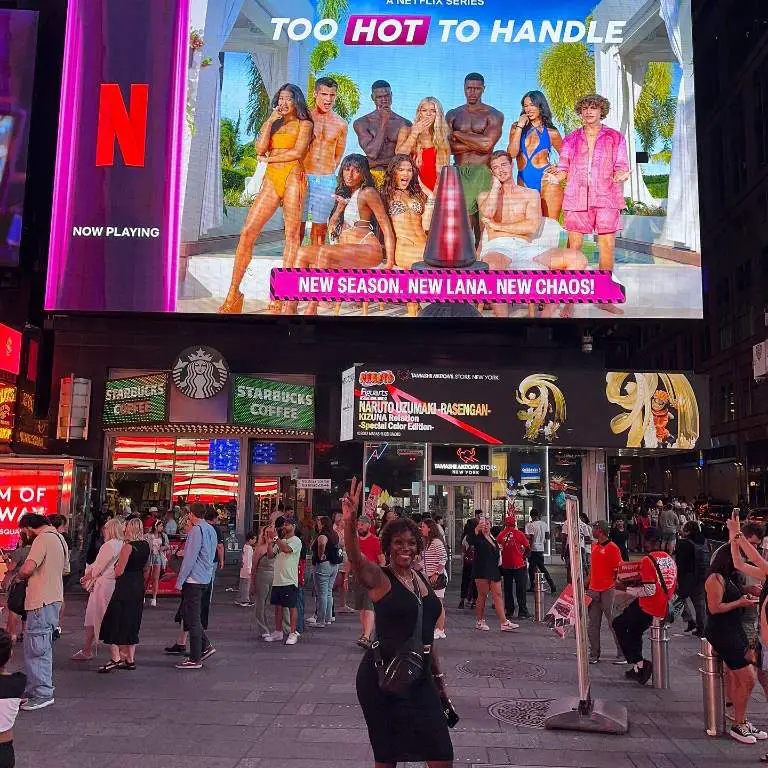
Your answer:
[545,94,631,276]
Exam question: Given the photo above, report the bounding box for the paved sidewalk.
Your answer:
[11,581,768,768]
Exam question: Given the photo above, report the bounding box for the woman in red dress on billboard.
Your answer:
[395,96,450,229]
[218,84,313,314]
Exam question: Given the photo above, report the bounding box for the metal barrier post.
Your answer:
[699,637,726,737]
[534,571,545,622]
[650,618,670,689]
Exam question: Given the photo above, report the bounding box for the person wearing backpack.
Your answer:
[307,516,341,628]
[673,520,708,636]
[612,528,677,686]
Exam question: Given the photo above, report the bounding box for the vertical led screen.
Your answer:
[0,11,37,266]
[46,0,700,319]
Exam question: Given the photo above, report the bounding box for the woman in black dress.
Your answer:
[98,518,150,672]
[343,479,454,768]
[471,516,518,632]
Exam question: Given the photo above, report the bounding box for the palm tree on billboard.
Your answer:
[245,0,360,134]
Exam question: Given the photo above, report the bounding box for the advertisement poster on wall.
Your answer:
[0,468,62,549]
[46,0,699,319]
[344,366,709,449]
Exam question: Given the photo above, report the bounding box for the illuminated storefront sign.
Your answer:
[102,373,169,426]
[0,468,61,548]
[232,376,315,431]
[0,385,16,442]
[345,366,709,449]
[430,445,491,477]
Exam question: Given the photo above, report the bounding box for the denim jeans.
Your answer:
[24,602,61,699]
[314,561,335,624]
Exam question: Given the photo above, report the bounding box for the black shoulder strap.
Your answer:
[372,570,426,667]
[649,554,670,598]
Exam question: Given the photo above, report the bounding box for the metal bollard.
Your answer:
[650,618,670,689]
[534,571,545,622]
[699,637,726,737]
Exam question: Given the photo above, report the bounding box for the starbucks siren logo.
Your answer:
[172,346,229,400]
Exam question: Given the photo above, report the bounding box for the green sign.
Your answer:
[232,376,315,430]
[102,373,169,426]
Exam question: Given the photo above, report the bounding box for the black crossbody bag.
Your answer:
[371,573,431,697]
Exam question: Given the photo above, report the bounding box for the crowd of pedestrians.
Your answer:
[9,489,768,766]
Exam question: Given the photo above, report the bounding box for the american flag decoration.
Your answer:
[111,436,241,503]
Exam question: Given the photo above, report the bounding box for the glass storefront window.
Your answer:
[363,443,424,516]
[490,446,548,531]
[549,450,584,558]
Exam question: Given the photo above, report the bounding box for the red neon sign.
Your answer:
[0,324,21,377]
[95,83,149,167]
[0,469,62,550]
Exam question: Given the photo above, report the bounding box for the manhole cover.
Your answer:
[488,698,554,729]
[457,660,546,680]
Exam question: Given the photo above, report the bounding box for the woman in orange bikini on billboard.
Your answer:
[219,84,313,314]
[286,154,395,315]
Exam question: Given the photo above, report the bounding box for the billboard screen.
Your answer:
[0,468,61,550]
[0,11,37,267]
[345,366,709,449]
[46,0,700,320]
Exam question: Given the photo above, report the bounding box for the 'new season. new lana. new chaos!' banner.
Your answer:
[46,0,700,320]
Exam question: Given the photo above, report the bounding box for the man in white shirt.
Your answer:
[264,518,302,646]
[526,509,556,593]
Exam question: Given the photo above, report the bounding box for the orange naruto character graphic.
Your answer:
[651,390,674,446]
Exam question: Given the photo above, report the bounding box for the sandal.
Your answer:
[356,635,372,650]
[98,659,123,674]
[120,661,137,670]
[71,650,93,661]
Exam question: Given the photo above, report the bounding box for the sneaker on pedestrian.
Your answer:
[636,660,653,686]
[20,696,54,711]
[517,612,531,620]
[306,616,318,626]
[475,620,490,631]
[201,646,216,661]
[683,620,696,633]
[748,722,768,740]
[500,620,519,631]
[589,656,600,665]
[264,631,284,643]
[730,723,758,744]
[458,600,465,609]
[150,598,157,607]
[339,605,355,614]
[612,657,629,665]
[285,632,299,646]
[176,658,203,670]
[164,643,186,655]
[433,629,447,640]
[329,616,336,623]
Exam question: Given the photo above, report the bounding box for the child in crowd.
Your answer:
[236,532,257,607]
[0,629,26,767]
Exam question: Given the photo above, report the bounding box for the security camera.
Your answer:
[581,330,593,354]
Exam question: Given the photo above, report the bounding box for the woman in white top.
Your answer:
[72,517,125,660]
[420,518,448,639]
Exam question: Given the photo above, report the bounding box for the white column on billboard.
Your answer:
[595,45,656,207]
[659,0,700,252]
[198,0,245,235]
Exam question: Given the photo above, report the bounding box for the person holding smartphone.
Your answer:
[704,530,763,743]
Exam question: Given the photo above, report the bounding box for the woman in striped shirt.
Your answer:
[420,519,448,640]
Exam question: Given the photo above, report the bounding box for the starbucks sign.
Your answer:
[172,346,229,400]
[103,373,169,426]
[232,376,315,430]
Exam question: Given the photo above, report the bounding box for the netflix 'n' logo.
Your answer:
[95,83,149,167]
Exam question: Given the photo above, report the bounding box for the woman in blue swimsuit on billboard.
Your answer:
[507,91,563,220]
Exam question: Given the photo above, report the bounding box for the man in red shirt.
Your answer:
[498,512,531,619]
[353,515,384,649]
[612,528,677,685]
[587,520,624,664]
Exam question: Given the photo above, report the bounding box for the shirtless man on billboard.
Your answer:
[353,80,411,188]
[301,77,348,246]
[478,151,586,317]
[446,73,504,246]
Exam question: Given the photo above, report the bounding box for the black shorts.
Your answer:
[0,741,14,768]
[270,585,298,608]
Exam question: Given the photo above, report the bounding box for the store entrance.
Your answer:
[429,482,491,557]
[250,476,308,533]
